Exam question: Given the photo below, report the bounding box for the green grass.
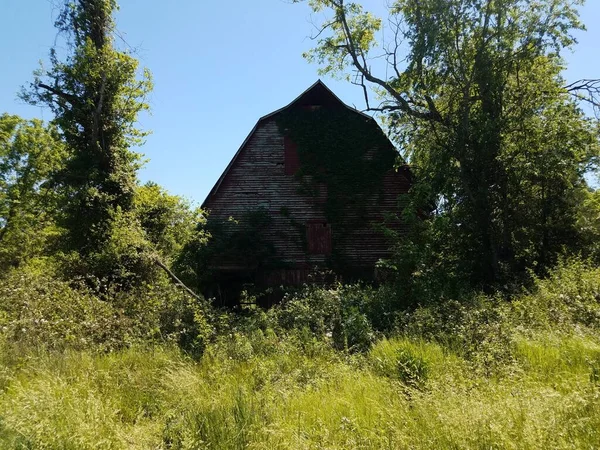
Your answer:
[1,332,600,449]
[2,260,600,448]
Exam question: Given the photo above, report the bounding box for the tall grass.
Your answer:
[1,260,600,448]
[1,334,600,449]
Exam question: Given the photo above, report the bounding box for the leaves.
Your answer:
[299,0,600,290]
[21,0,155,286]
[0,114,66,272]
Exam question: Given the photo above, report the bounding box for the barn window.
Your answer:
[284,135,300,175]
[306,221,332,255]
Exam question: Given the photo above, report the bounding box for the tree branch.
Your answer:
[154,258,203,302]
[38,83,79,105]
[335,0,446,125]
[564,78,600,116]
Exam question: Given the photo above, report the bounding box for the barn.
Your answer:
[201,80,411,303]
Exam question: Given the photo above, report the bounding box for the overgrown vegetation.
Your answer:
[299,0,600,291]
[2,260,600,448]
[276,107,396,226]
[1,0,600,447]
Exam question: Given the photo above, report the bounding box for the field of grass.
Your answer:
[1,331,600,449]
[1,261,600,449]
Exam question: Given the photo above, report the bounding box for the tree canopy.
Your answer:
[21,0,153,284]
[0,114,66,271]
[299,0,600,291]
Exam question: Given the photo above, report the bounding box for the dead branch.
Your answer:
[154,258,203,302]
[565,78,600,114]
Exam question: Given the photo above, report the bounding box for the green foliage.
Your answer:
[298,0,600,292]
[276,107,397,228]
[0,269,133,351]
[510,258,600,332]
[396,348,429,389]
[52,182,205,292]
[368,338,444,389]
[270,284,377,352]
[0,267,213,355]
[3,261,600,448]
[134,182,206,263]
[577,188,600,262]
[21,0,153,285]
[176,208,278,293]
[0,114,66,272]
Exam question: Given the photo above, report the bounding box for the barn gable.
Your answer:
[202,80,372,205]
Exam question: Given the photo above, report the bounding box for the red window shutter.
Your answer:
[307,221,332,255]
[284,136,300,175]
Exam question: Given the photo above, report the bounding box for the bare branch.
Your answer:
[154,258,203,302]
[309,19,336,40]
[565,78,600,115]
[334,0,446,125]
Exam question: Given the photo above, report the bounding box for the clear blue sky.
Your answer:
[1,0,599,204]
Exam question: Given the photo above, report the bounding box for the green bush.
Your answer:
[510,259,600,331]
[0,271,133,351]
[399,295,515,374]
[396,349,429,388]
[3,260,600,448]
[269,284,375,352]
[0,268,213,355]
[368,338,448,388]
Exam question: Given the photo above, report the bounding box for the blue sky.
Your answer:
[1,0,599,205]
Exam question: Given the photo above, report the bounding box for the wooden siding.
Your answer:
[307,221,332,255]
[203,116,410,275]
[284,136,300,175]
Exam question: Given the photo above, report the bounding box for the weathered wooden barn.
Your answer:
[201,80,410,303]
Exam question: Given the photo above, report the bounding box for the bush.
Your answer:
[399,295,515,374]
[269,284,376,352]
[368,338,448,389]
[0,268,213,355]
[396,349,429,389]
[0,271,133,351]
[510,259,600,331]
[113,281,214,357]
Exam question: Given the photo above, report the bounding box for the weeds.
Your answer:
[1,259,600,448]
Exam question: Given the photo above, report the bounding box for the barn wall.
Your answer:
[204,119,327,268]
[204,115,410,281]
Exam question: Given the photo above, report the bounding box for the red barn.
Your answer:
[201,80,410,303]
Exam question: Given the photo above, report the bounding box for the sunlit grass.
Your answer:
[1,332,600,449]
[2,260,600,448]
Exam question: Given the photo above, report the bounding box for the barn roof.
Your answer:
[202,80,378,207]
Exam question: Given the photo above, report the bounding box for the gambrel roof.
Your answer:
[202,80,375,207]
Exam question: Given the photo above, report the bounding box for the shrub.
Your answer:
[269,284,376,352]
[0,271,133,351]
[399,295,515,373]
[113,280,214,357]
[510,259,600,331]
[397,349,429,388]
[368,338,447,389]
[0,268,213,355]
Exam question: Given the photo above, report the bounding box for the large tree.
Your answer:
[22,0,152,282]
[298,0,600,290]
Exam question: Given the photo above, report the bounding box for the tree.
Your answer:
[134,182,206,264]
[0,114,67,272]
[21,0,152,283]
[298,0,600,290]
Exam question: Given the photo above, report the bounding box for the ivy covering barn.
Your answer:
[198,81,411,303]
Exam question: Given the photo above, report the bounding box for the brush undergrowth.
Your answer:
[1,260,600,449]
